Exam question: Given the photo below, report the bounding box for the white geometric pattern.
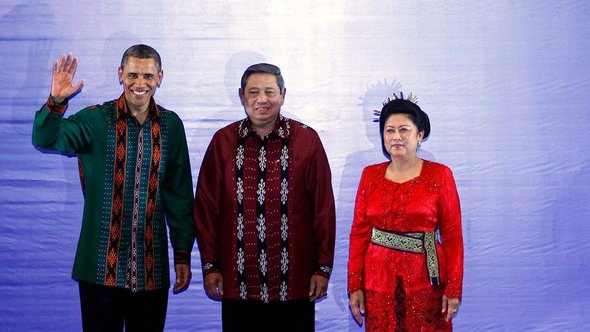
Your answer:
[256,214,266,242]
[236,178,244,204]
[258,146,267,171]
[236,145,244,170]
[256,179,265,205]
[237,213,244,240]
[259,249,267,276]
[280,145,289,171]
[280,178,288,205]
[237,248,245,274]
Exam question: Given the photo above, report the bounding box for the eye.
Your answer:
[127,73,138,79]
[265,90,277,97]
[144,74,154,80]
[248,90,260,97]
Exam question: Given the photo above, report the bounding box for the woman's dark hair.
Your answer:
[378,98,431,158]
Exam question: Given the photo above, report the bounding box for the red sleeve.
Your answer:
[306,132,336,278]
[347,167,374,294]
[438,166,464,300]
[193,132,224,275]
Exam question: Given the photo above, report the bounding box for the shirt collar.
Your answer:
[238,114,291,140]
[115,93,161,120]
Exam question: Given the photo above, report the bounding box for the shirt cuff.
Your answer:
[46,95,68,114]
[314,265,332,279]
[174,250,191,266]
[202,261,221,275]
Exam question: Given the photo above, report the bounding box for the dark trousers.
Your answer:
[78,281,169,332]
[222,298,315,332]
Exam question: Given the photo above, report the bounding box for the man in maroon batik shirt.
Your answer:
[194,63,335,332]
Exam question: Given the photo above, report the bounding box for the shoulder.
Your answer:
[157,105,182,122]
[422,160,456,185]
[284,117,319,137]
[423,160,453,174]
[208,120,242,143]
[362,162,389,178]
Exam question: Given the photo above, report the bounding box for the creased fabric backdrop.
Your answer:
[1,1,590,331]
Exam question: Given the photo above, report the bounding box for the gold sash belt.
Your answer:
[370,227,441,286]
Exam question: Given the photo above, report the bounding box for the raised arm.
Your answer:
[50,53,84,103]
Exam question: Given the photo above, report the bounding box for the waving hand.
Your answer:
[50,53,84,103]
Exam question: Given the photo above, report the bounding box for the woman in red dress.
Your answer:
[348,93,463,331]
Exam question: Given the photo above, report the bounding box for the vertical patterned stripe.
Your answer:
[235,138,247,299]
[104,113,127,286]
[144,120,161,291]
[278,138,289,301]
[130,128,144,291]
[256,141,268,303]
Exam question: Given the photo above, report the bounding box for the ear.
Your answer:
[118,67,123,84]
[238,88,245,106]
[157,70,164,88]
[279,88,286,105]
[417,130,425,141]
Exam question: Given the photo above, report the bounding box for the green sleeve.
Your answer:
[160,112,195,265]
[32,103,93,155]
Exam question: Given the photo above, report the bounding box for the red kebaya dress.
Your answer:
[348,160,463,331]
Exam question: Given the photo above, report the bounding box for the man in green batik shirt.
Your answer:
[32,44,195,332]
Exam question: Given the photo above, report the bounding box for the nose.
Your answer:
[135,77,146,87]
[255,94,268,103]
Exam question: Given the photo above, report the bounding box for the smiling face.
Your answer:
[118,56,163,114]
[239,73,285,134]
[383,113,424,159]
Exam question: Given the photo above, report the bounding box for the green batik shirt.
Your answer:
[32,94,195,291]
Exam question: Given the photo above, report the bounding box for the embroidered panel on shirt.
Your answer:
[235,138,248,299]
[129,127,144,291]
[121,120,138,288]
[234,118,292,302]
[256,141,269,303]
[104,108,127,287]
[278,138,289,301]
[144,120,161,291]
[97,105,117,284]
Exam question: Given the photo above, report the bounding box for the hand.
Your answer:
[349,289,365,326]
[172,264,191,294]
[308,275,328,302]
[204,272,223,300]
[51,53,84,103]
[442,295,460,322]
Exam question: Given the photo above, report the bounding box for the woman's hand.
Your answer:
[349,289,366,326]
[442,295,460,322]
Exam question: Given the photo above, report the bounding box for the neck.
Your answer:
[389,155,421,172]
[127,102,150,125]
[251,117,278,138]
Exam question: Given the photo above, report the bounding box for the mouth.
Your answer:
[132,90,149,96]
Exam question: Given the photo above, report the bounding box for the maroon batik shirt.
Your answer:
[194,115,335,302]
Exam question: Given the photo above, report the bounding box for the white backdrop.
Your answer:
[1,1,590,331]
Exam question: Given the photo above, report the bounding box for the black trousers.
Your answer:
[222,298,315,332]
[78,281,169,332]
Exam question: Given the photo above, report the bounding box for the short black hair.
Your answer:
[120,44,162,71]
[240,63,285,91]
[378,98,431,158]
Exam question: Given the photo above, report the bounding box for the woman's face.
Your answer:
[383,113,424,159]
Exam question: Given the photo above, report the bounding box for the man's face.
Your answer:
[239,73,285,131]
[118,57,163,113]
